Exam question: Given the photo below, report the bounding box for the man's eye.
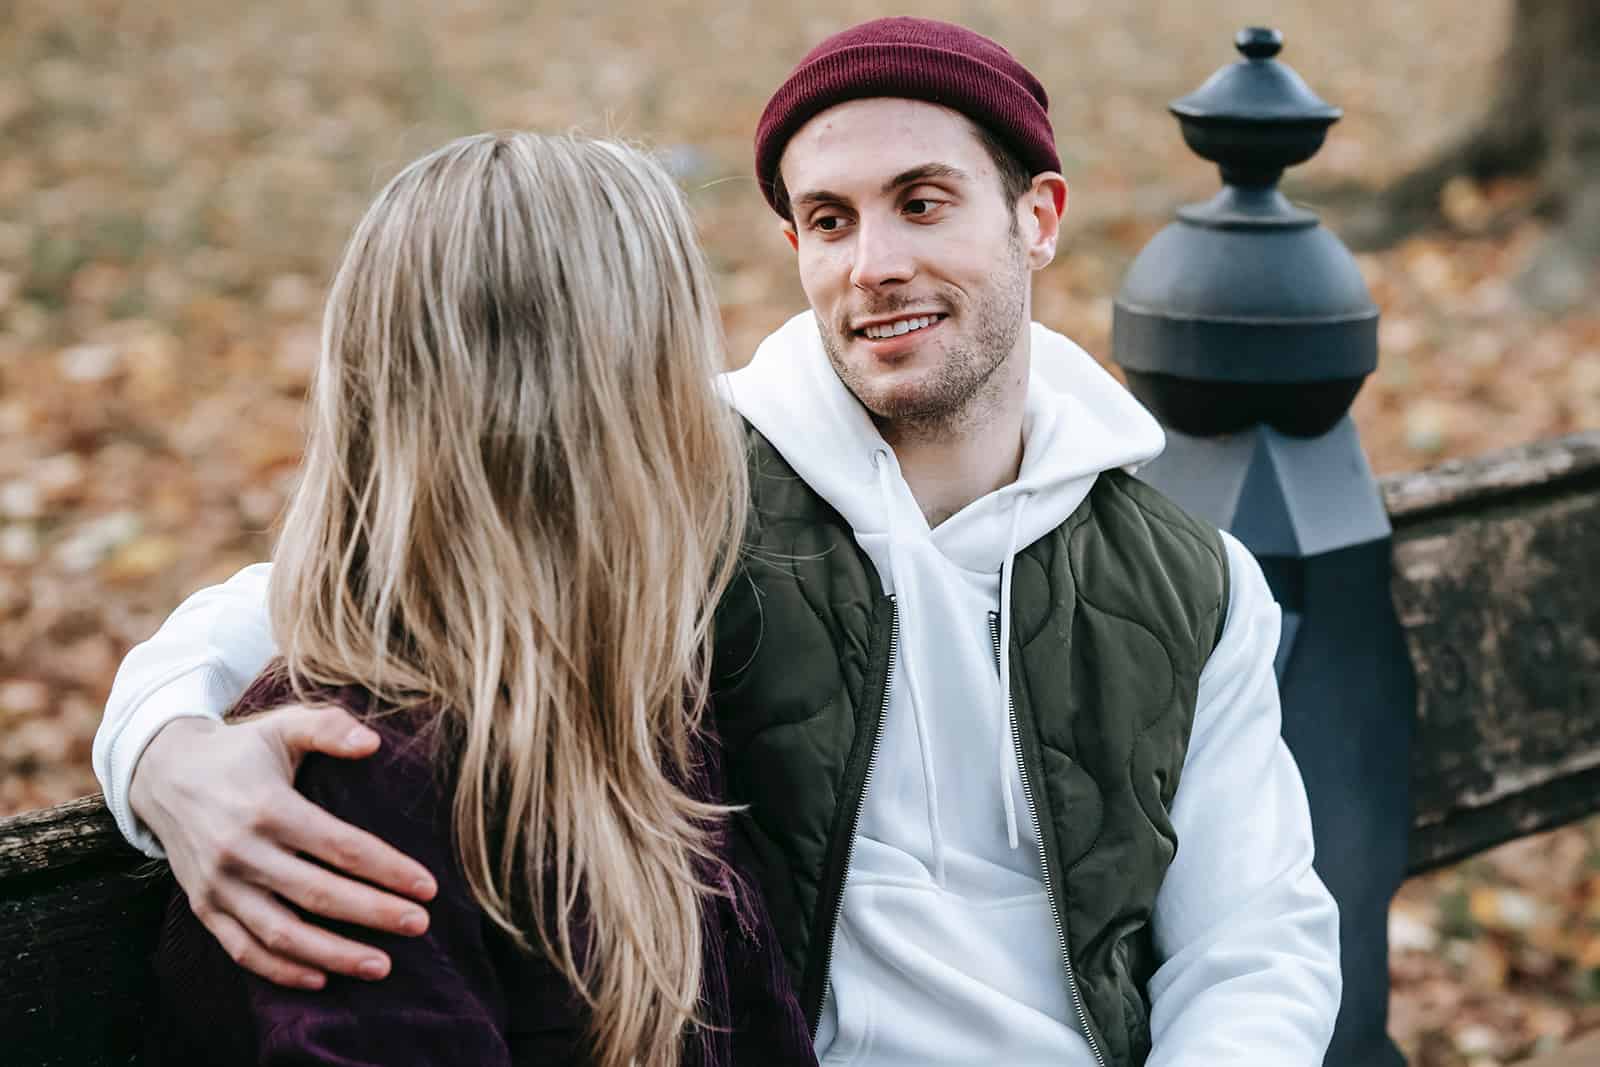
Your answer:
[905,199,934,215]
[813,214,846,232]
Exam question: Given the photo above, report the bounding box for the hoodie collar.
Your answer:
[721,310,1166,572]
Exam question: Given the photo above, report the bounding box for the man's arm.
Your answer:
[95,563,277,851]
[92,564,438,989]
[1146,532,1341,1066]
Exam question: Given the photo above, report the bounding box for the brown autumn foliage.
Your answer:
[1,2,1597,1063]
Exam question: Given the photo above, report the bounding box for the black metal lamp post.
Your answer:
[1114,29,1414,1067]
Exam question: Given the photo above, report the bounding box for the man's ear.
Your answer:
[1022,173,1068,270]
[782,222,799,252]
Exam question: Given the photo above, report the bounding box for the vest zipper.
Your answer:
[990,612,1107,1067]
[810,595,897,1042]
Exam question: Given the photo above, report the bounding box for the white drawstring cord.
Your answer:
[997,491,1031,850]
[874,450,947,885]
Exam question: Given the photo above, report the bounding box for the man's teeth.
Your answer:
[863,315,938,340]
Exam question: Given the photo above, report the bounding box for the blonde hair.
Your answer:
[270,131,749,1067]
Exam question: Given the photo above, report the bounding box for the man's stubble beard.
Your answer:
[820,232,1029,447]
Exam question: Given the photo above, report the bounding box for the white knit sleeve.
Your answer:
[91,563,278,857]
[1145,531,1341,1065]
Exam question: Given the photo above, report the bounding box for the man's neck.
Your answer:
[880,398,1026,528]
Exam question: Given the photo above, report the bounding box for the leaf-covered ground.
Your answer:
[1,2,1597,1062]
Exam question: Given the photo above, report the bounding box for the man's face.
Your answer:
[778,97,1056,435]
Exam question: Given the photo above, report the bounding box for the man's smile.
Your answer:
[850,312,949,358]
[854,312,948,339]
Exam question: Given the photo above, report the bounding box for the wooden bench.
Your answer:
[3,429,1598,1065]
[1388,430,1600,875]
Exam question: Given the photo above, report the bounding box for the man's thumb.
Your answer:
[273,703,380,760]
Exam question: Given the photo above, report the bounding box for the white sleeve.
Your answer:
[1145,531,1342,1066]
[91,562,278,857]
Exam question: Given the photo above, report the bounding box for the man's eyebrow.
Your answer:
[790,188,848,212]
[789,164,971,213]
[881,163,969,194]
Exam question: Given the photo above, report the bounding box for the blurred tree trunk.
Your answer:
[1352,0,1600,307]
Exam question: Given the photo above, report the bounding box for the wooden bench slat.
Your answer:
[0,794,138,880]
[1381,430,1600,519]
[1384,431,1600,875]
[0,822,172,1065]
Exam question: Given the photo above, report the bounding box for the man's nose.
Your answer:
[849,220,915,291]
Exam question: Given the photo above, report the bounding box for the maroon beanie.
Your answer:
[754,16,1059,219]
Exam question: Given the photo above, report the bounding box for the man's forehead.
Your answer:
[778,97,991,193]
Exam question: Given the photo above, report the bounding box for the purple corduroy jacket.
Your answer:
[150,671,818,1066]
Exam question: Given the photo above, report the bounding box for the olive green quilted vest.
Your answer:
[711,426,1228,1067]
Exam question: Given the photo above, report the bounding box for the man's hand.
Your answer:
[130,706,439,989]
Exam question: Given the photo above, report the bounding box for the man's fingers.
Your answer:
[201,909,328,990]
[271,791,438,902]
[223,882,394,981]
[270,703,380,760]
[253,845,432,938]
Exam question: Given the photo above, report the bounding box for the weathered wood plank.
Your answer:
[0,793,138,879]
[1385,431,1600,874]
[1382,429,1600,519]
[0,818,171,1066]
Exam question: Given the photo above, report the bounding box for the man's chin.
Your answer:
[825,343,945,417]
[851,377,948,424]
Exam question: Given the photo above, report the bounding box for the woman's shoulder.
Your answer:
[231,662,424,725]
[231,663,452,844]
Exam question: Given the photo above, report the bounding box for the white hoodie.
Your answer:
[93,312,1341,1066]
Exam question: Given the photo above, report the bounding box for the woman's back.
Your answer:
[154,671,814,1065]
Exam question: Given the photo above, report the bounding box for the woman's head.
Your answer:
[271,132,748,1067]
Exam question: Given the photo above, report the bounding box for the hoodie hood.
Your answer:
[722,310,1165,565]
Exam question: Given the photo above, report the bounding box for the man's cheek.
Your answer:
[795,252,828,299]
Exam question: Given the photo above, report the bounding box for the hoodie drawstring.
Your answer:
[998,491,1032,850]
[874,450,948,885]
